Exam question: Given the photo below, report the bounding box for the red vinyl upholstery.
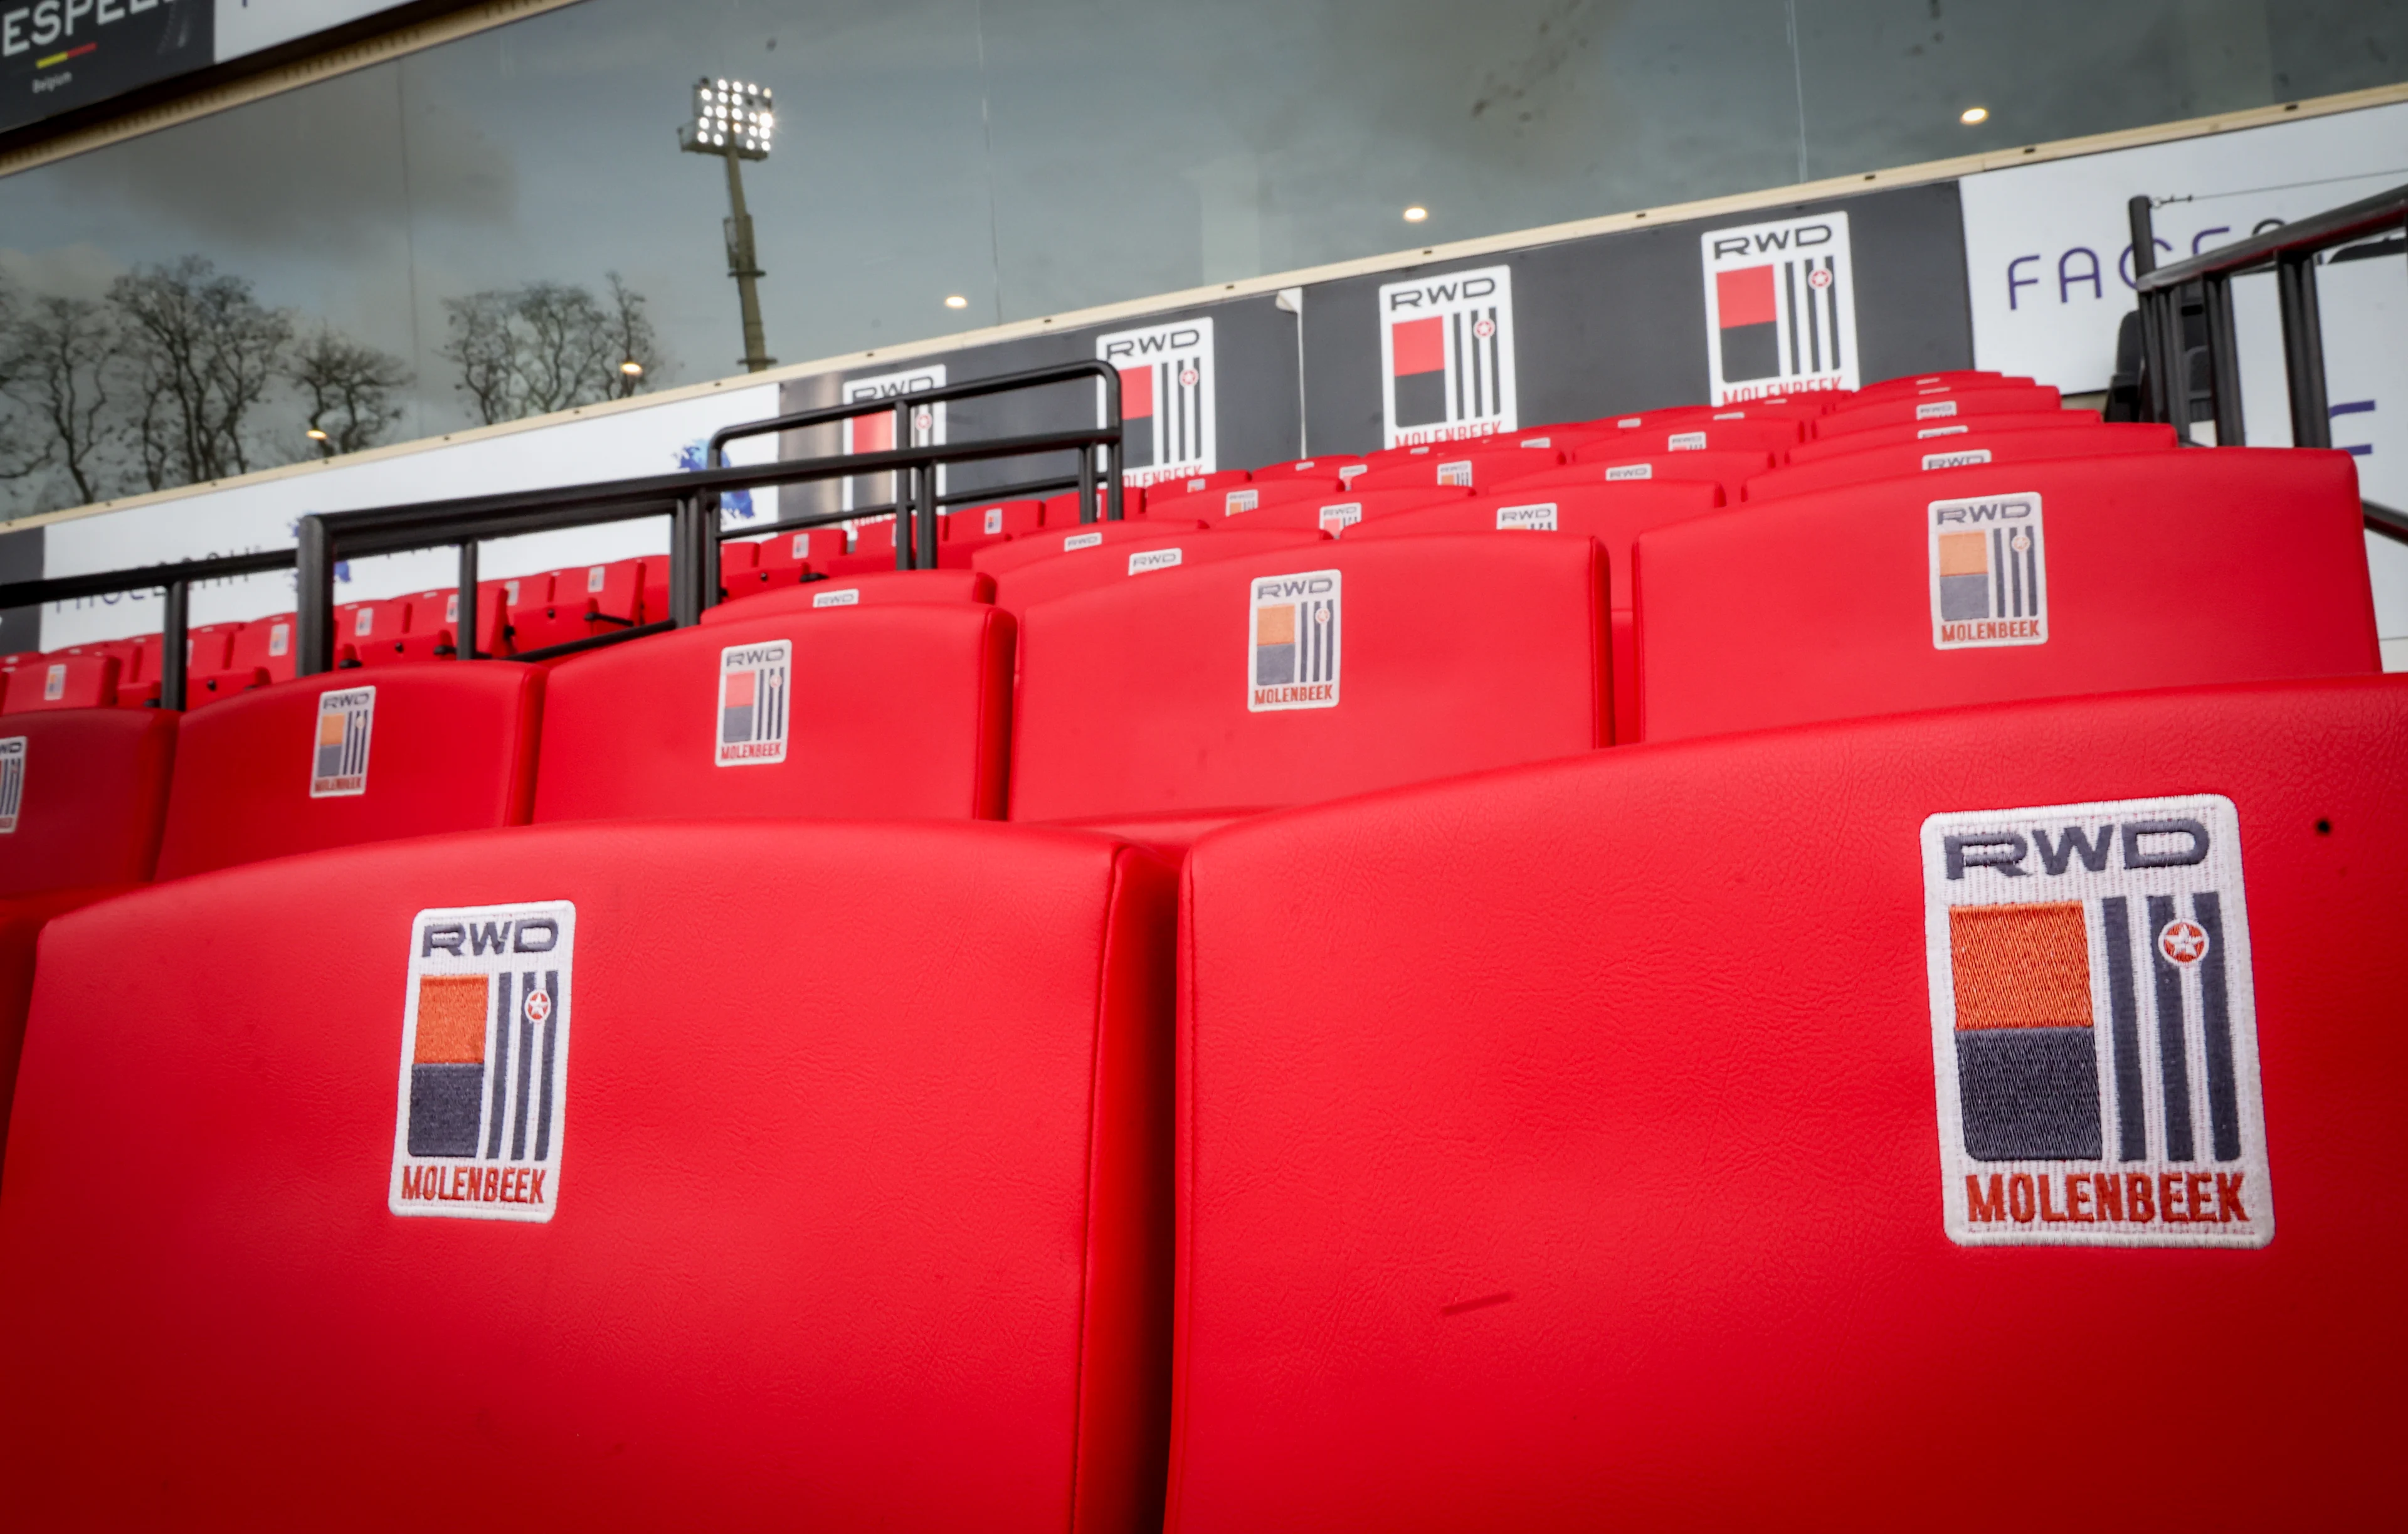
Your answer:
[3,655,119,712]
[1141,480,1342,523]
[1146,468,1250,497]
[1635,448,2380,743]
[992,529,1328,616]
[974,518,1210,578]
[1348,480,1725,743]
[1513,450,1773,500]
[1814,384,2064,437]
[701,568,995,625]
[1852,369,2030,399]
[1345,448,1563,495]
[1746,423,2182,499]
[1579,418,1800,455]
[1168,674,2408,1528]
[1011,536,1610,846]
[0,706,177,899]
[154,665,545,881]
[959,499,1048,539]
[536,605,1016,823]
[1201,488,1470,538]
[0,819,1175,1531]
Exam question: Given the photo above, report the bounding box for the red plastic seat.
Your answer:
[1578,418,1798,456]
[154,664,545,881]
[1253,455,1365,480]
[183,622,244,677]
[953,499,1047,540]
[702,569,995,625]
[973,518,1210,578]
[1636,448,2380,743]
[1813,384,2063,438]
[1746,423,2182,499]
[1146,467,1250,497]
[1141,480,1343,523]
[0,818,1175,1530]
[1783,410,2104,465]
[1852,368,2031,399]
[992,528,1329,616]
[1506,450,1773,501]
[1042,485,1148,526]
[507,561,645,653]
[726,529,820,598]
[1344,448,1564,495]
[4,655,119,713]
[216,611,297,687]
[537,603,1015,823]
[1168,673,2408,1528]
[1206,487,1473,539]
[1348,480,1726,743]
[1011,535,1611,849]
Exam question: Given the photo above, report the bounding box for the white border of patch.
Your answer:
[1928,490,2048,650]
[716,638,790,767]
[309,685,376,798]
[1921,795,2271,1249]
[1247,567,1342,712]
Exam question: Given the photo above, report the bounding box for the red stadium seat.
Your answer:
[1146,467,1250,497]
[991,528,1329,616]
[823,516,991,574]
[956,498,1047,539]
[1578,419,1798,455]
[223,611,299,685]
[183,622,244,676]
[0,819,1175,1530]
[725,527,825,597]
[1010,536,1610,848]
[508,561,646,652]
[1141,479,1343,522]
[1168,673,2408,1527]
[1254,455,1365,480]
[3,655,119,712]
[972,518,1210,578]
[1852,369,2033,400]
[1782,410,2102,465]
[1207,488,1472,538]
[1345,447,1564,495]
[153,664,545,881]
[536,603,1015,823]
[1635,448,2379,742]
[1814,385,2063,438]
[1746,423,2182,499]
[702,568,994,625]
[1506,450,1772,501]
[1348,480,1726,743]
[1043,485,1149,525]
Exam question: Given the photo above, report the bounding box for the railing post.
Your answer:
[2276,250,2331,450]
[1077,442,1098,526]
[1101,364,1125,521]
[159,579,188,711]
[672,495,705,627]
[455,540,479,659]
[2128,196,2164,423]
[892,400,914,571]
[295,515,335,677]
[2203,273,2245,447]
[913,408,939,570]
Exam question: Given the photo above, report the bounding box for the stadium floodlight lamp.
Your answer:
[682,76,773,160]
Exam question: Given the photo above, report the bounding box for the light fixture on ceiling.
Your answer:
[944,294,969,309]
[1960,106,1989,125]
[620,360,645,377]
[1403,205,1428,223]
[305,427,329,442]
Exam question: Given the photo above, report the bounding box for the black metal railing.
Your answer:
[2131,182,2408,544]
[0,361,1125,707]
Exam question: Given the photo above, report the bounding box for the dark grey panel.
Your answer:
[0,525,42,654]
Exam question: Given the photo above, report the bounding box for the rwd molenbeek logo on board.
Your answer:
[1700,212,1860,405]
[1099,317,1216,488]
[840,363,946,511]
[1378,266,1516,449]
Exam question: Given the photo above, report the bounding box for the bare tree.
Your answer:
[0,278,40,494]
[441,274,667,426]
[110,255,295,488]
[290,328,411,457]
[2,296,122,505]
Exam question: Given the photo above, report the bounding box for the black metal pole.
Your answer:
[892,400,914,571]
[295,516,334,677]
[455,540,479,659]
[2203,273,2245,447]
[1101,366,1124,521]
[2128,196,2163,423]
[912,407,939,571]
[1077,443,1098,527]
[159,579,187,711]
[2276,251,2332,449]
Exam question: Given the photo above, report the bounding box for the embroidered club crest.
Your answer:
[1930,492,2047,649]
[717,640,789,766]
[1249,568,1341,711]
[310,686,375,798]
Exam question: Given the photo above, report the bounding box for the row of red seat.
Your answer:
[2,670,2398,1524]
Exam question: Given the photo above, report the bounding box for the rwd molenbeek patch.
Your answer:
[1701,211,1859,405]
[1921,796,2270,1248]
[813,588,862,608]
[1379,265,1516,449]
[1129,547,1184,575]
[1249,568,1341,711]
[1929,492,2046,649]
[1497,502,1558,531]
[310,687,375,798]
[391,902,577,1224]
[717,640,789,766]
[1099,317,1216,487]
[0,736,23,834]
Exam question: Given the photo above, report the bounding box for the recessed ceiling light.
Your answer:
[1960,106,1989,125]
[1403,206,1428,223]
[944,294,969,309]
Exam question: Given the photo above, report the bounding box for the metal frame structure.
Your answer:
[2133,182,2408,543]
[0,362,1123,709]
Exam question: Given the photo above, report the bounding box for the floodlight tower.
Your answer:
[680,77,777,373]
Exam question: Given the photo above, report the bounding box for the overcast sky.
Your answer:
[3,0,2401,450]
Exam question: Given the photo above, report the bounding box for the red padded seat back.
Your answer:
[1044,485,1149,525]
[1583,417,1802,455]
[1011,535,1611,844]
[1814,384,2063,438]
[956,498,1047,539]
[4,655,118,712]
[973,518,1210,578]
[1146,468,1250,497]
[228,613,298,682]
[184,622,245,674]
[1347,480,1725,744]
[0,707,177,898]
[1141,480,1343,523]
[536,605,1015,823]
[1747,423,2181,499]
[1635,448,2380,743]
[1783,410,2104,465]
[1208,487,1470,538]
[1344,447,1563,495]
[0,820,1175,1531]
[1168,675,2408,1528]
[702,568,995,625]
[992,529,1328,616]
[1254,455,1365,479]
[1512,450,1772,501]
[154,664,545,880]
[56,639,143,684]
[1852,368,2029,399]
